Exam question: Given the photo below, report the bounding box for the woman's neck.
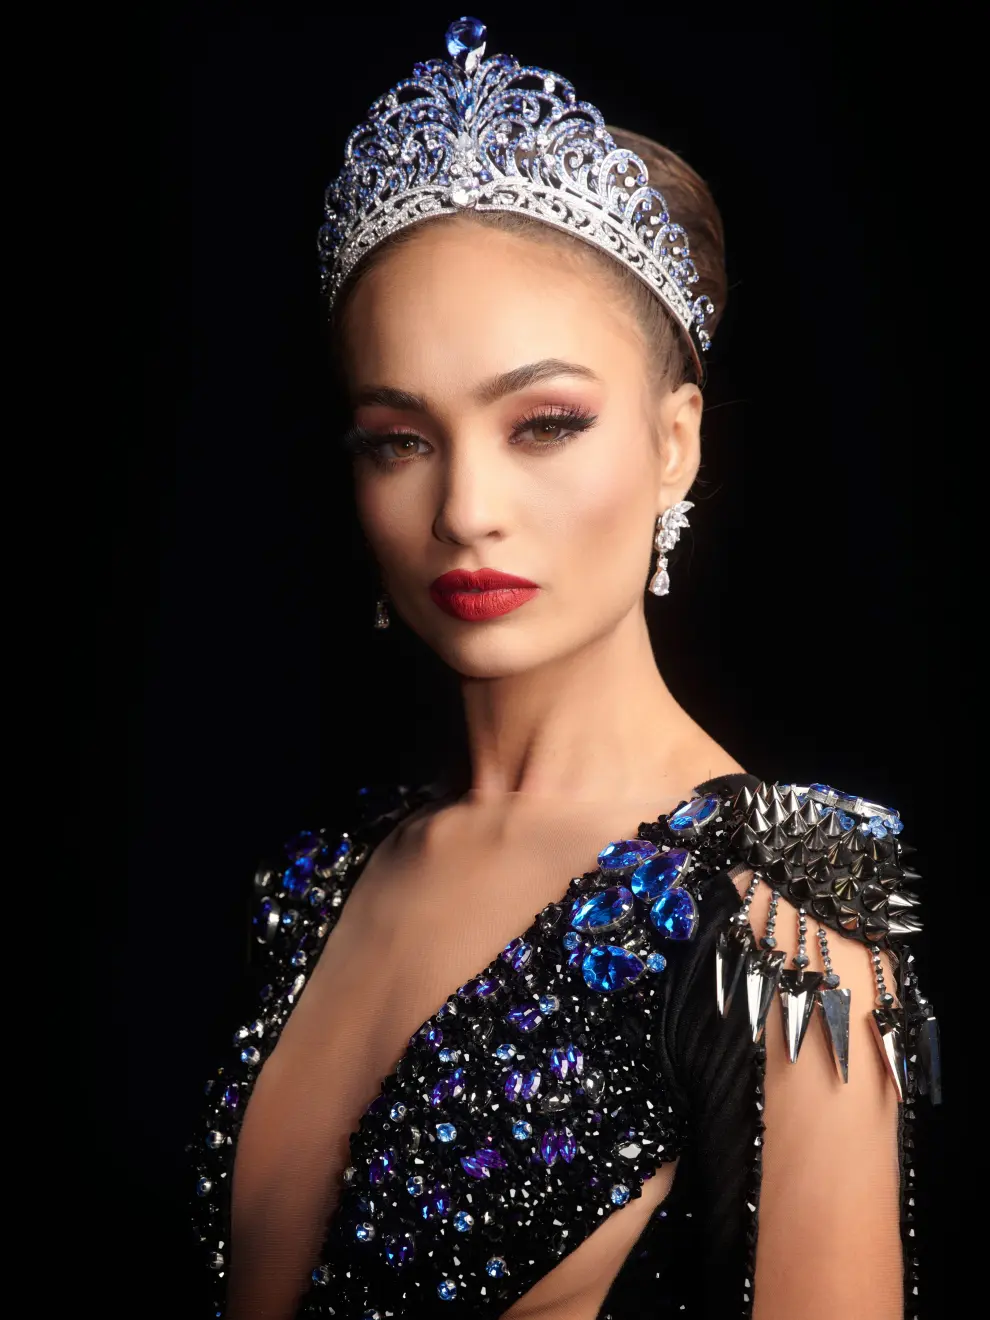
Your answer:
[459,607,727,807]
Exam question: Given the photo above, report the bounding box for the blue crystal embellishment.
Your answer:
[668,795,719,832]
[436,1123,457,1142]
[581,944,646,992]
[437,1278,457,1301]
[454,1210,474,1232]
[598,839,658,873]
[631,848,690,900]
[570,886,635,933]
[506,1004,543,1032]
[650,887,698,941]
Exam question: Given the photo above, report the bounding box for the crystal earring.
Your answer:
[373,595,390,629]
[648,500,694,597]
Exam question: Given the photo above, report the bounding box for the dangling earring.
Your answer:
[648,500,694,597]
[373,595,390,629]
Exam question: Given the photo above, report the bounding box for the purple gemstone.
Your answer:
[283,857,315,897]
[501,937,524,963]
[511,942,533,972]
[558,1126,577,1163]
[369,1156,386,1185]
[506,1004,543,1033]
[460,1155,489,1180]
[540,1128,559,1166]
[520,1070,541,1101]
[567,944,586,968]
[504,1070,523,1102]
[550,1044,584,1080]
[430,1078,450,1108]
[457,978,481,998]
[431,1183,452,1215]
[425,1025,443,1050]
[474,1147,506,1170]
[475,976,500,997]
[285,830,322,860]
[221,1084,239,1110]
[449,1067,465,1098]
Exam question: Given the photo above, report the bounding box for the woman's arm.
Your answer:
[735,873,903,1320]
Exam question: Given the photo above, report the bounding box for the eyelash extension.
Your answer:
[339,405,598,466]
[508,405,598,448]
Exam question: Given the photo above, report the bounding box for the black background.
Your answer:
[96,1,965,1312]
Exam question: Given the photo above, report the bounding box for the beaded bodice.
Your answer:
[189,776,937,1318]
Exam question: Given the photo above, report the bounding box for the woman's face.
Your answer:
[340,221,702,679]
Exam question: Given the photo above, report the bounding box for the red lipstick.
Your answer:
[429,569,540,622]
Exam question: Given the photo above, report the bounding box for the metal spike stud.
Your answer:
[870,1007,907,1102]
[716,922,753,1017]
[887,914,923,936]
[732,784,755,815]
[817,986,851,1083]
[781,787,803,817]
[778,969,824,1063]
[745,949,786,1043]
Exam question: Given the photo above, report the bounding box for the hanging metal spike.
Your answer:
[745,948,786,1043]
[887,890,920,910]
[915,1010,942,1105]
[888,913,923,936]
[778,969,824,1062]
[870,1007,907,1102]
[715,920,754,1016]
[899,866,922,883]
[817,986,851,1083]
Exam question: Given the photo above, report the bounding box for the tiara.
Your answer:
[318,17,716,382]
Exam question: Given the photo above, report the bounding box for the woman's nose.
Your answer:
[431,442,508,547]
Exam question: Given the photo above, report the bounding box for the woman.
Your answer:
[190,18,936,1319]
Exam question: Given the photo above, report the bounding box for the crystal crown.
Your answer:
[319,17,716,381]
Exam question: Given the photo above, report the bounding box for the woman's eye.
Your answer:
[522,420,571,444]
[372,434,430,461]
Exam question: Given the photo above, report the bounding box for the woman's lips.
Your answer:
[429,569,540,622]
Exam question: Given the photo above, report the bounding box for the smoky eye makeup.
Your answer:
[340,402,599,466]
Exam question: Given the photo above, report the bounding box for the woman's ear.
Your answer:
[655,383,703,509]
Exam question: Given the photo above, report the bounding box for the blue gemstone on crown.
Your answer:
[649,887,698,940]
[446,17,487,64]
[570,886,635,933]
[631,848,691,900]
[668,795,719,832]
[581,944,646,992]
[598,839,658,873]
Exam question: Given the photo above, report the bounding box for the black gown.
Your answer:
[189,773,936,1317]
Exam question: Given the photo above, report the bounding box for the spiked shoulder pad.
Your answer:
[725,780,920,947]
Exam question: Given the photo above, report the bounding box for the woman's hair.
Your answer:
[329,128,726,395]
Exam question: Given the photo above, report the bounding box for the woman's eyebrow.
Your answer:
[351,359,601,412]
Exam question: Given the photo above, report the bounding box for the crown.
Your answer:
[318,17,716,382]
